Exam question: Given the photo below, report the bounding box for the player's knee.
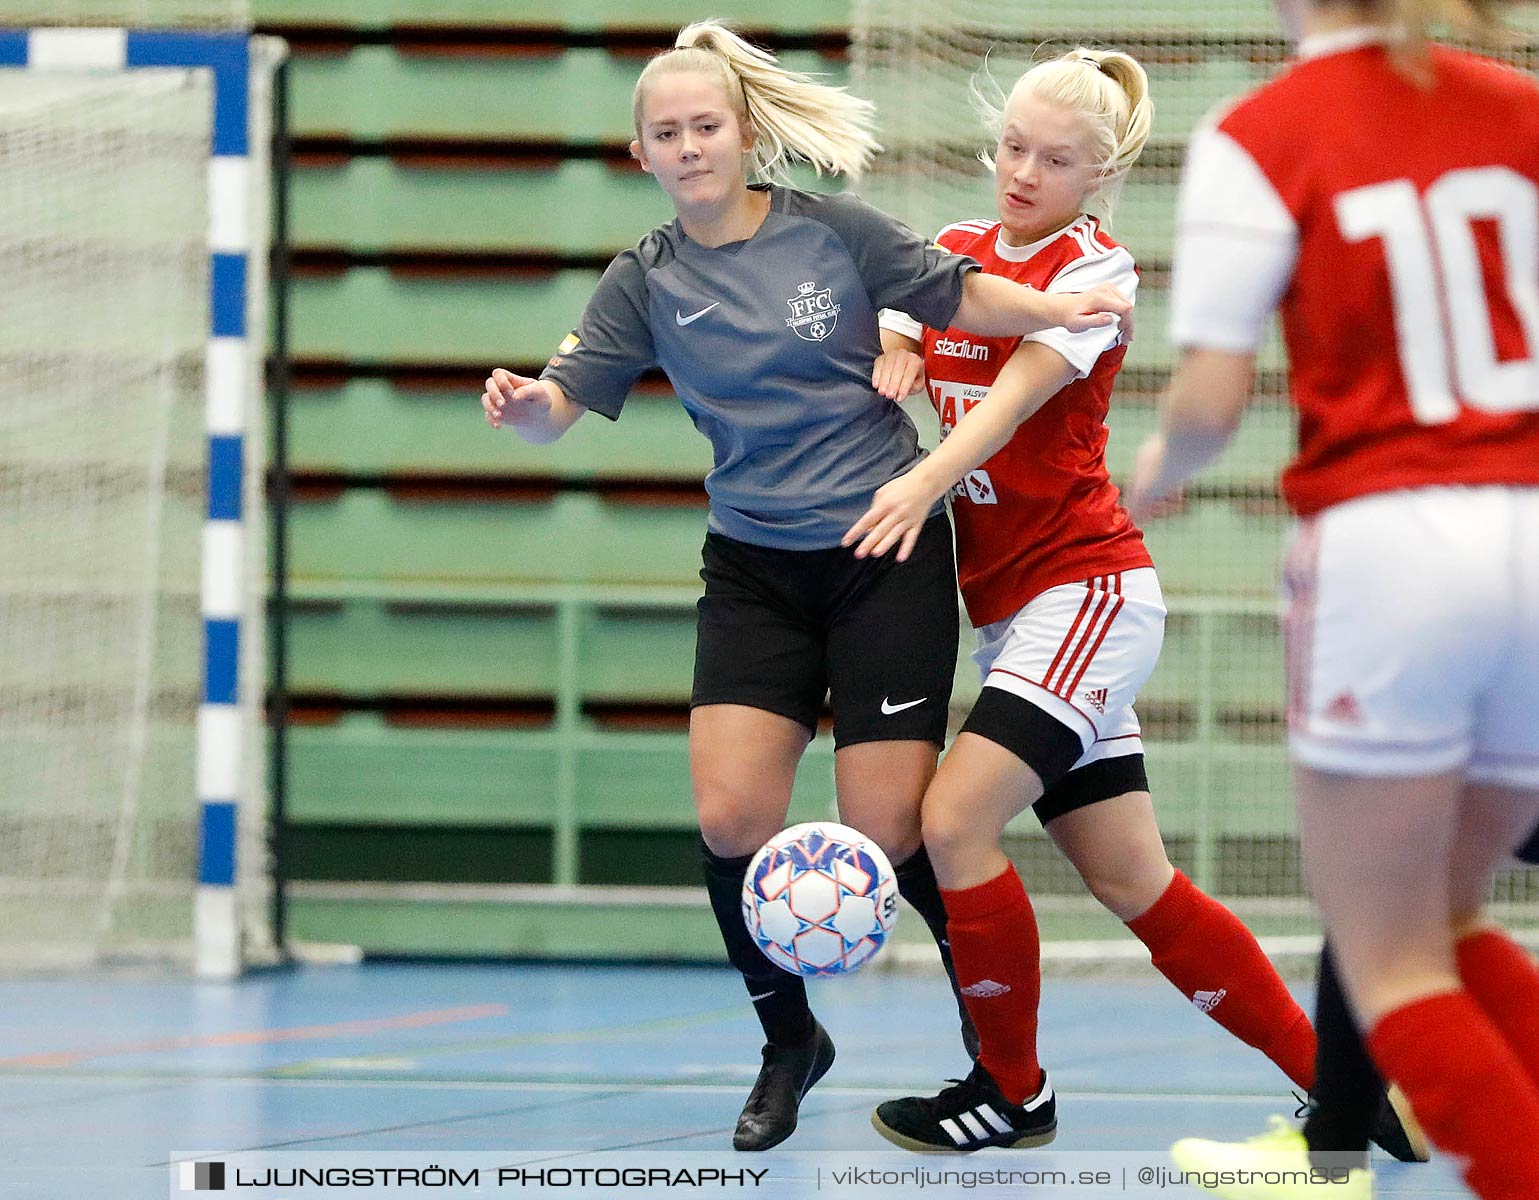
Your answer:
[920,788,989,872]
[867,824,925,869]
[840,807,922,867]
[1080,857,1174,923]
[696,793,784,859]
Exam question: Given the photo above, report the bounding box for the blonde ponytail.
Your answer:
[1377,0,1516,70]
[1381,0,1514,44]
[632,19,880,182]
[973,46,1153,222]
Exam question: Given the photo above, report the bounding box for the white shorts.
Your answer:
[1283,486,1539,785]
[973,568,1167,769]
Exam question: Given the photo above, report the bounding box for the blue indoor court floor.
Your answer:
[0,962,1476,1198]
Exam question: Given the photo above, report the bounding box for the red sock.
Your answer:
[1126,870,1316,1090]
[1370,992,1539,1200]
[1457,928,1539,1088]
[942,865,1042,1104]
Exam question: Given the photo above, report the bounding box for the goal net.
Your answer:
[0,46,275,970]
[852,0,1539,956]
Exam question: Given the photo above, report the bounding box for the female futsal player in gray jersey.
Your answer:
[481,20,1130,1151]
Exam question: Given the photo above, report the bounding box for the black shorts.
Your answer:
[692,512,958,748]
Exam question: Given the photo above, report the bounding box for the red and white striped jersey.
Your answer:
[884,216,1151,627]
[1171,31,1539,516]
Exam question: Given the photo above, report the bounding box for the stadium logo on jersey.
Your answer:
[951,470,997,506]
[1083,687,1108,714]
[934,336,988,362]
[960,978,1011,998]
[785,280,840,341]
[1191,988,1227,1014]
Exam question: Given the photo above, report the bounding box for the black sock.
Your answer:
[1303,942,1377,1169]
[701,840,814,1048]
[894,845,977,1055]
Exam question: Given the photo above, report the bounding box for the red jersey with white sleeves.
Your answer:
[1170,34,1539,516]
[885,216,1150,627]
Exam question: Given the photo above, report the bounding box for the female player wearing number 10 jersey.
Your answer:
[1130,1,1539,1196]
[839,45,1356,1153]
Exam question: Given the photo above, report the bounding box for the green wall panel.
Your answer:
[288,599,560,695]
[289,491,707,587]
[291,156,843,256]
[576,607,695,701]
[289,719,561,825]
[257,0,853,33]
[292,159,673,255]
[290,47,843,141]
[291,267,599,363]
[1139,502,1290,598]
[287,384,712,478]
[286,890,729,960]
[1143,610,1284,711]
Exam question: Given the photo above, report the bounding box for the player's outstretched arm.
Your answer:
[953,271,1131,338]
[844,341,1077,562]
[482,368,588,444]
[1125,347,1255,521]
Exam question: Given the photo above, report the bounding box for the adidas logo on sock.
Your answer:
[960,979,1011,998]
[1191,987,1228,1013]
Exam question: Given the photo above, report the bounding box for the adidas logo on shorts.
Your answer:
[960,979,1011,999]
[1083,687,1108,714]
[1191,988,1227,1013]
[1324,691,1364,725]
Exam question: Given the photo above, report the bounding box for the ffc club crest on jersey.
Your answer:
[784,280,840,342]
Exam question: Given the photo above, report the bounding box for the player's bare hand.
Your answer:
[1124,432,1184,522]
[841,470,937,562]
[1052,284,1133,333]
[482,367,549,430]
[871,349,927,401]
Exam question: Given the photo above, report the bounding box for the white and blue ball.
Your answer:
[741,821,899,978]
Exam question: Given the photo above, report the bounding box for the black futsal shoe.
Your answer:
[872,1062,1057,1152]
[732,1019,836,1151]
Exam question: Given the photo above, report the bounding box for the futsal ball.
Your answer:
[741,821,899,978]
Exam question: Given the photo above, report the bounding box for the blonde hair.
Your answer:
[1313,1,1516,73]
[631,20,880,183]
[1364,0,1513,41]
[972,46,1153,223]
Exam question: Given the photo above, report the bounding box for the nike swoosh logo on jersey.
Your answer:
[676,302,719,326]
[880,696,927,715]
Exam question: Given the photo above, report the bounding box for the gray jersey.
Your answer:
[541,185,979,549]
